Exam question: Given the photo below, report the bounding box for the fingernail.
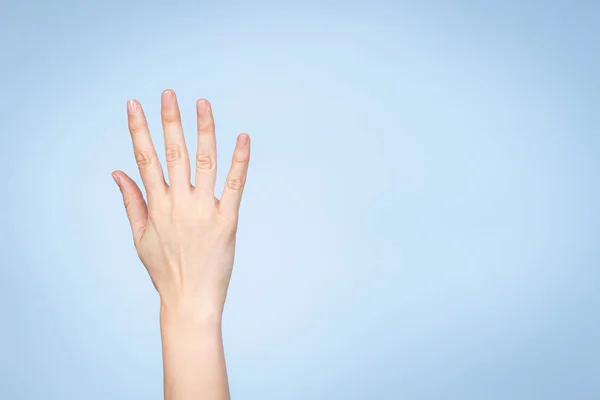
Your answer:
[163,89,174,100]
[237,133,249,145]
[127,100,137,114]
[197,99,207,113]
[112,173,120,186]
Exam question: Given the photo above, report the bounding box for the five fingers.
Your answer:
[219,133,251,217]
[121,92,250,227]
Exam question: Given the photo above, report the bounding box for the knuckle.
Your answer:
[198,121,215,133]
[195,153,214,171]
[234,155,249,164]
[166,146,181,164]
[128,121,142,135]
[227,176,244,191]
[135,151,153,169]
[123,196,132,210]
[123,194,141,214]
[162,110,180,124]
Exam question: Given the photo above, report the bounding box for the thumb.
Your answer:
[112,170,148,246]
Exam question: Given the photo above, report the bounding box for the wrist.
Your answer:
[159,295,224,329]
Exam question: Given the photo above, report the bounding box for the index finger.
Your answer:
[127,99,167,199]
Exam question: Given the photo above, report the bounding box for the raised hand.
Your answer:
[112,89,250,400]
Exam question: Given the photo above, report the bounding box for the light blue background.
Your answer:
[1,1,599,399]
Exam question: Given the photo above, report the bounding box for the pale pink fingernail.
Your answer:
[163,89,175,100]
[237,133,249,145]
[197,99,208,113]
[127,100,137,114]
[112,173,120,186]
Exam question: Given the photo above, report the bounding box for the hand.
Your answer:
[112,89,250,318]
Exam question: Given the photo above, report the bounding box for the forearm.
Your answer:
[160,300,229,400]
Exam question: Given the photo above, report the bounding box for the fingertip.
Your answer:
[197,98,210,113]
[237,133,250,146]
[127,100,138,115]
[112,171,120,186]
[162,89,175,100]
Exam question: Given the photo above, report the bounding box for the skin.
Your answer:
[112,89,250,400]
